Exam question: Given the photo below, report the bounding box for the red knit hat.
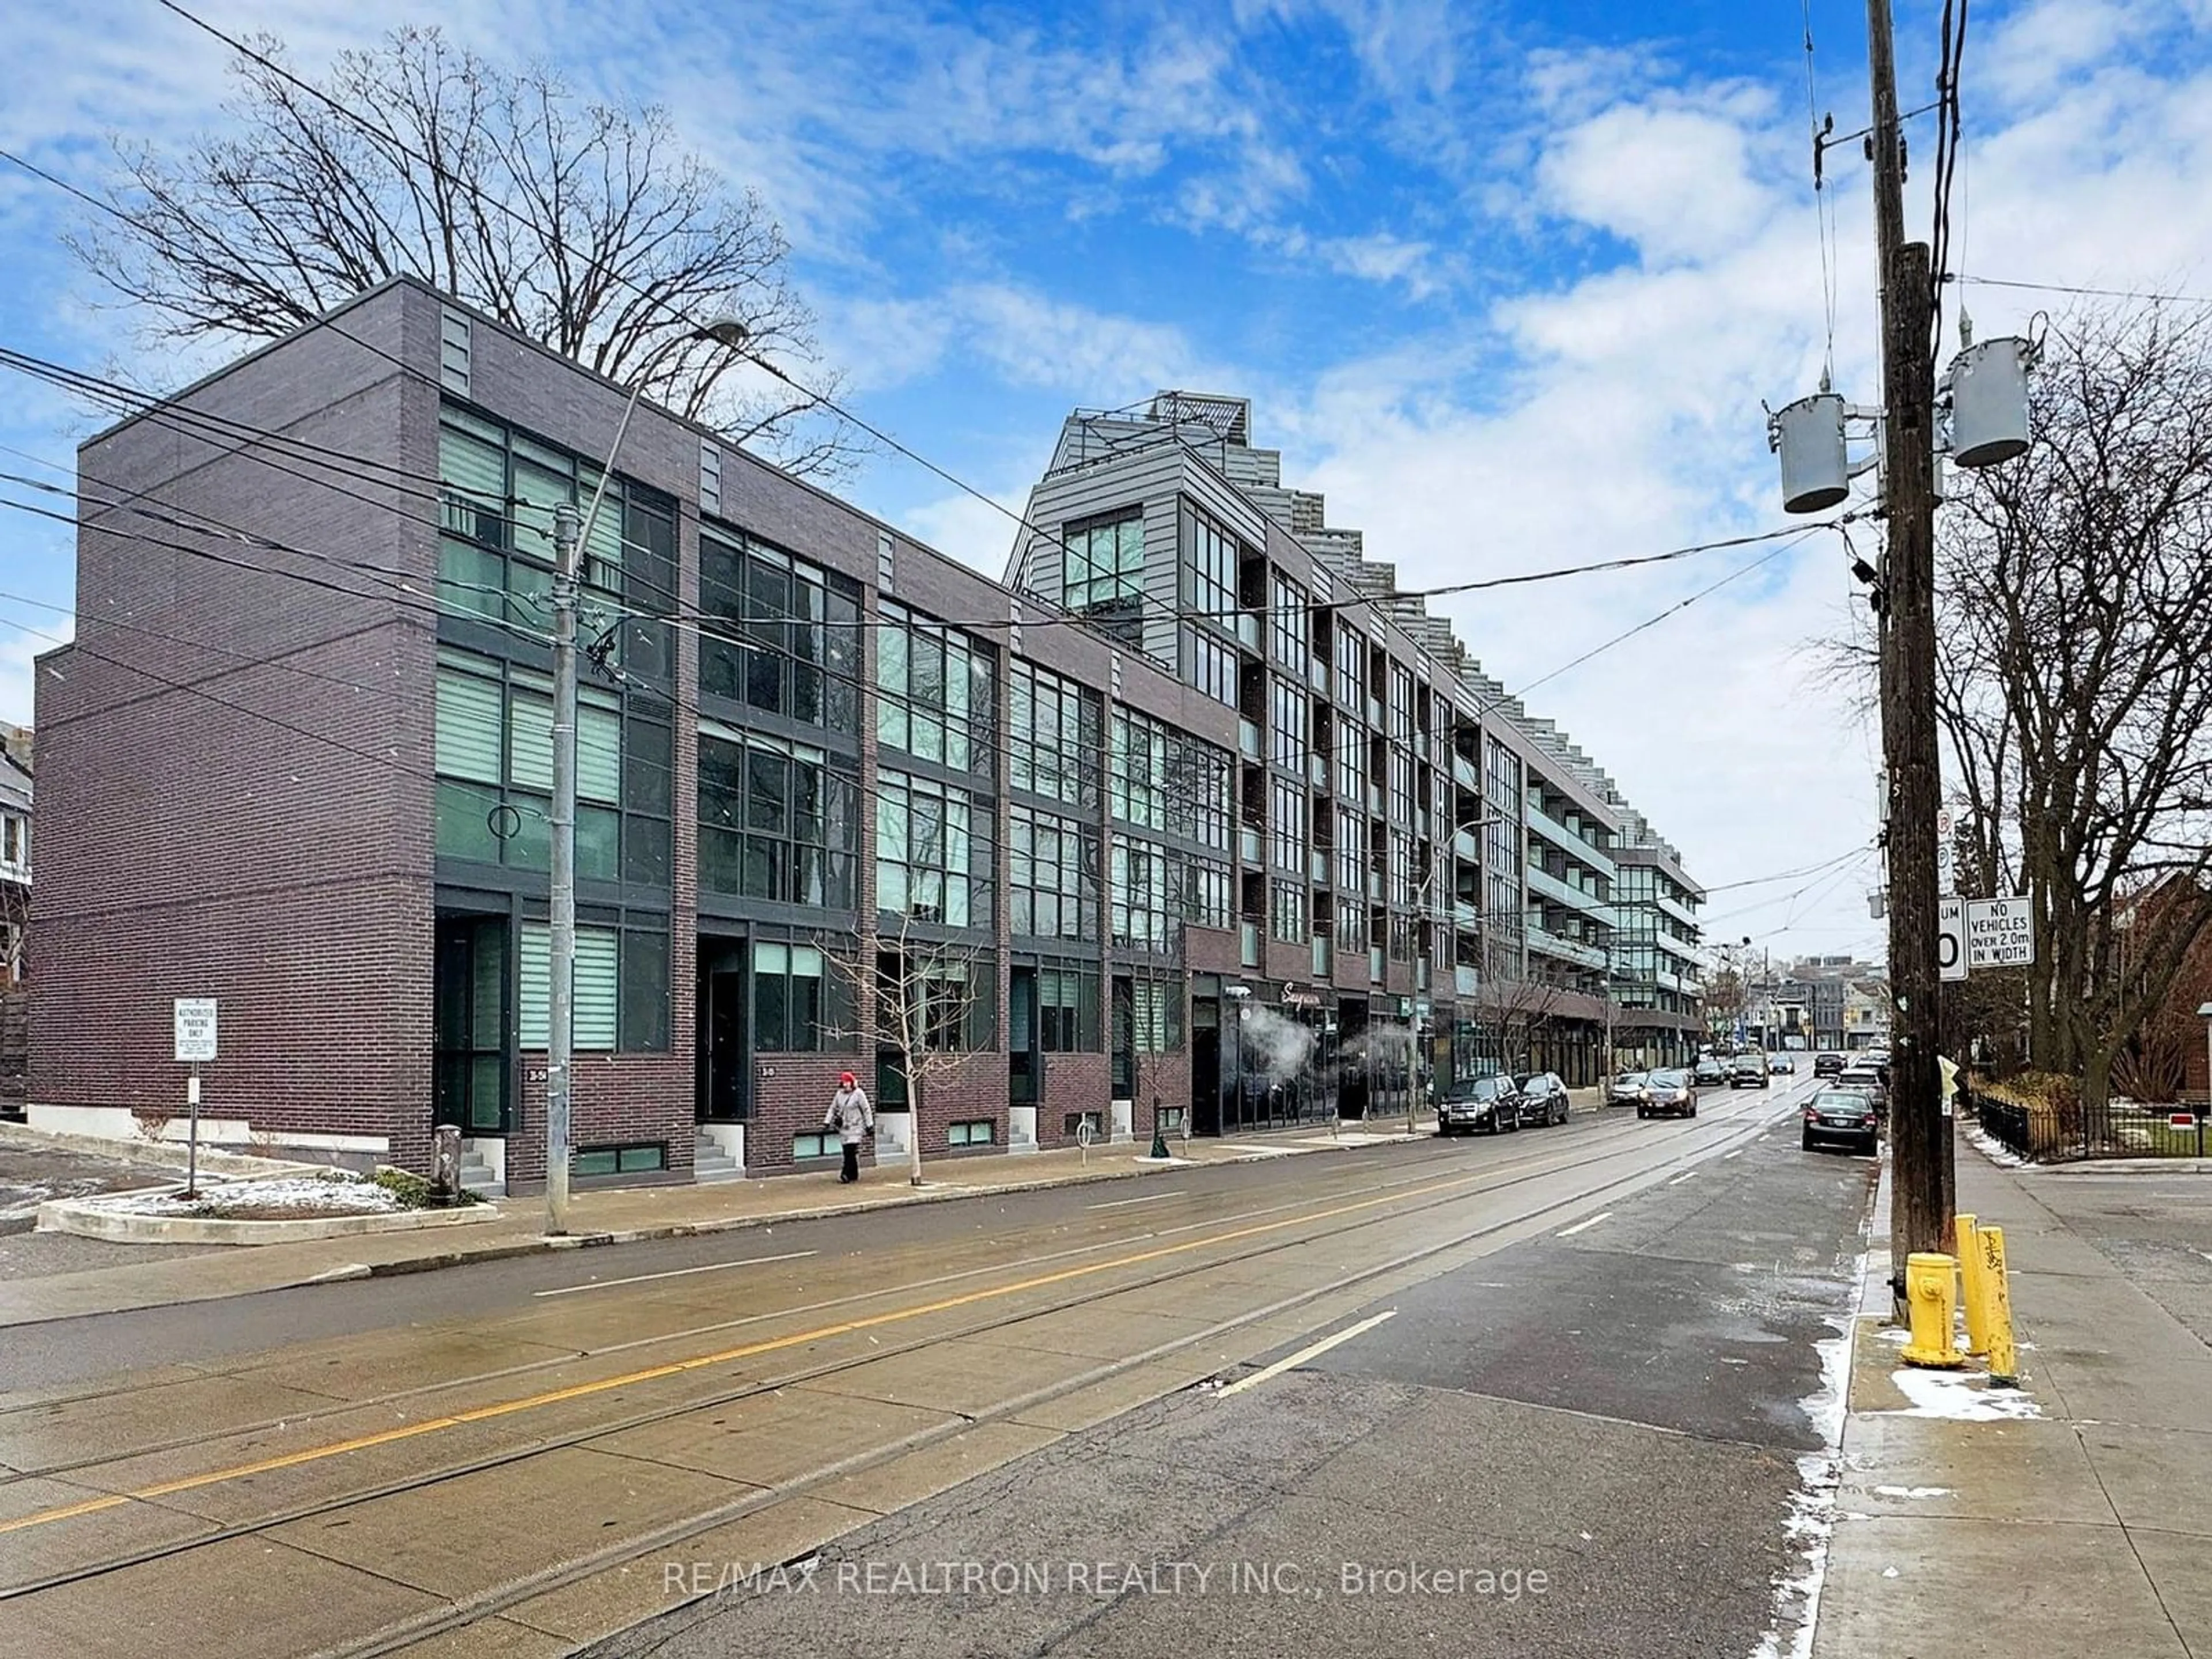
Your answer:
[840,1072,857,1087]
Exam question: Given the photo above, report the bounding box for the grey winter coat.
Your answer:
[824,1085,874,1146]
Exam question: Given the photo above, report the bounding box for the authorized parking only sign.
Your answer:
[1965,898,2035,969]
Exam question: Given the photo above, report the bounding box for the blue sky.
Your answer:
[6,0,2212,962]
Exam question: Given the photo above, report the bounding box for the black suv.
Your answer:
[1437,1074,1522,1135]
[1730,1054,1770,1089]
[1813,1052,1846,1077]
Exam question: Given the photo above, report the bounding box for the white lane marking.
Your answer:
[1216,1310,1399,1397]
[1088,1190,1184,1210]
[1669,1171,1698,1186]
[1557,1211,1613,1238]
[533,1249,819,1297]
[1724,1149,1745,1161]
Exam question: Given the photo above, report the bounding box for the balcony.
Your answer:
[1241,922,1262,968]
[1310,850,1329,884]
[1525,802,1618,880]
[1309,752,1328,787]
[1455,963,1479,997]
[1238,718,1262,761]
[1451,752,1479,793]
[1657,891,1700,930]
[1527,923,1610,971]
[1452,826,1481,862]
[1308,656,1330,695]
[1525,864,1609,915]
[1238,824,1262,865]
[1236,611,1260,652]
[1312,935,1333,978]
[1369,945,1385,984]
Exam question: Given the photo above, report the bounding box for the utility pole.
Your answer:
[546,502,582,1235]
[1865,0,1945,1307]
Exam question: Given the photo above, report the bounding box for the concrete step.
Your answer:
[456,1152,501,1197]
[693,1134,745,1184]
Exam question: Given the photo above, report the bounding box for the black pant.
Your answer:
[840,1141,859,1182]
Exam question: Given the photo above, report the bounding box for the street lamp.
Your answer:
[546,314,750,1236]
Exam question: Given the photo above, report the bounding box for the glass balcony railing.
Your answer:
[1238,719,1262,760]
[1369,945,1385,983]
[1455,963,1479,996]
[1453,827,1481,861]
[1239,825,1262,864]
[1240,922,1262,968]
[1310,850,1328,883]
[1451,753,1479,792]
[1312,935,1332,977]
[1236,612,1261,651]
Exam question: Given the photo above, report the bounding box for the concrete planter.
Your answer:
[37,1191,501,1247]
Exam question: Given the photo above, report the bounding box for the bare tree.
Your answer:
[1934,303,2212,1114]
[69,27,860,477]
[824,915,988,1186]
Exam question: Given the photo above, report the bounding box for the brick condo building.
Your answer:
[29,279,1703,1191]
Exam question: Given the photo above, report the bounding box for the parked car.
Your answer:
[1813,1052,1846,1077]
[1693,1057,1728,1089]
[1770,1054,1796,1075]
[1606,1070,1650,1107]
[1730,1054,1771,1089]
[1516,1072,1572,1128]
[1835,1063,1889,1117]
[1639,1067,1698,1119]
[1802,1088,1880,1154]
[1437,1074,1522,1135]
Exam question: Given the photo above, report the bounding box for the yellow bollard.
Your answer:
[1979,1225,2020,1387]
[1956,1213,1991,1355]
[1900,1251,1966,1368]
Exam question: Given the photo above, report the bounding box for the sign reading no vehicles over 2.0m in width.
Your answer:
[1965,897,2035,969]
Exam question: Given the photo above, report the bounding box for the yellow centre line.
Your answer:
[2,1164,1494,1537]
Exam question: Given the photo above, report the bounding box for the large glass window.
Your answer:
[1111,835,1176,952]
[1270,676,1308,768]
[1335,625,1365,709]
[1009,660,1100,808]
[1063,510,1146,641]
[1165,737,1233,851]
[1009,805,1099,941]
[1128,974,1184,1054]
[878,604,995,772]
[437,405,674,680]
[1037,965,1100,1051]
[752,940,854,1051]
[1270,777,1307,872]
[877,771,993,927]
[1271,879,1308,945]
[699,727,859,908]
[1110,706,1171,830]
[1182,626,1238,708]
[435,647,667,886]
[699,530,861,733]
[1183,856,1232,931]
[1180,500,1238,624]
[1337,721,1366,805]
[1270,571,1308,677]
[518,916,666,1052]
[879,948,994,1051]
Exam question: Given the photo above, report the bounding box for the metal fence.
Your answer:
[1973,1090,2209,1161]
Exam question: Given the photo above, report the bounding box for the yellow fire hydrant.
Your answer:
[1900,1251,1966,1368]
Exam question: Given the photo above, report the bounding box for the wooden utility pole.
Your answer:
[1866,0,1945,1305]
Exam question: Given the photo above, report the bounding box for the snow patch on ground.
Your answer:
[1963,1123,2032,1169]
[1880,1367,2043,1422]
[1871,1484,1955,1499]
[1748,1253,1863,1659]
[85,1174,402,1217]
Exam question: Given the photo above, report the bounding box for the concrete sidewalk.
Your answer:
[0,1115,1446,1330]
[1815,1123,2212,1657]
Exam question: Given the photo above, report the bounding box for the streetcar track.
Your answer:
[0,1099,1781,1482]
[0,1094,1798,1623]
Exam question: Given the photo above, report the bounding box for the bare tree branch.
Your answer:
[66,26,868,480]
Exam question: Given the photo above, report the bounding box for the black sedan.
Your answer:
[1639,1067,1698,1119]
[1437,1074,1522,1135]
[1802,1088,1880,1154]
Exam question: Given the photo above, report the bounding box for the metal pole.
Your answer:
[546,500,581,1236]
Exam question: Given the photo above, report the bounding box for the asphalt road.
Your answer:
[2,1075,1869,1658]
[588,1078,1873,1659]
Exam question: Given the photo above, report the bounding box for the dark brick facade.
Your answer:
[32,279,1210,1187]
